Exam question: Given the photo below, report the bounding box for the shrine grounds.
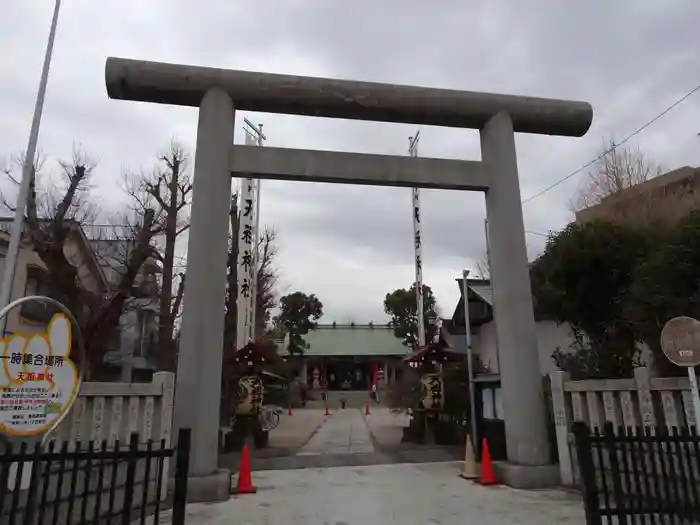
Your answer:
[186,407,589,525]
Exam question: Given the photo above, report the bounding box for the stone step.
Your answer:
[307,390,385,409]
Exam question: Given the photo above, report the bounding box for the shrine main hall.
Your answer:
[281,323,410,393]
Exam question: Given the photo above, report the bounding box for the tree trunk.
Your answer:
[83,209,156,374]
[156,159,179,367]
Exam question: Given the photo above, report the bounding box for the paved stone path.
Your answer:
[271,407,329,451]
[298,408,374,456]
[219,408,330,471]
[228,407,461,471]
[162,407,585,523]
[155,462,586,524]
[362,406,411,448]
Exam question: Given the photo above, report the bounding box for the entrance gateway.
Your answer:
[105,57,593,501]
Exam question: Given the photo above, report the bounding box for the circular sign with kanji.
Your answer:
[660,316,700,367]
[0,312,80,438]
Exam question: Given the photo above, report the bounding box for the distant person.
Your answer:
[371,383,379,403]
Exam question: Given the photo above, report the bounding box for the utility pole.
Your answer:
[409,131,425,348]
[462,269,478,447]
[0,0,62,337]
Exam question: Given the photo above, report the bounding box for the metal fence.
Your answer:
[0,428,190,525]
[573,421,700,524]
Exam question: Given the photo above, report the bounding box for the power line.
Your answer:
[521,82,700,205]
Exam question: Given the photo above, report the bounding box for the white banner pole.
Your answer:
[409,131,425,348]
[250,124,264,341]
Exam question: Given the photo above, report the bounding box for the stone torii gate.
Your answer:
[105,57,592,501]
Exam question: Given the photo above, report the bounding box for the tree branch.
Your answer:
[170,273,186,321]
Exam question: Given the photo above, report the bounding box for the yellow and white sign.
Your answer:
[0,314,79,437]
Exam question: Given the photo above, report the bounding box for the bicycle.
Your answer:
[258,405,282,431]
[230,405,283,432]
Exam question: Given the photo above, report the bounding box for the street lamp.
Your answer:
[0,0,62,336]
[462,269,478,449]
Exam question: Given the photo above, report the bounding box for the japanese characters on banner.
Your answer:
[419,373,444,410]
[236,131,259,350]
[234,375,264,415]
[0,314,79,438]
[412,187,426,348]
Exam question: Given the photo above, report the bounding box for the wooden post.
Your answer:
[550,371,574,485]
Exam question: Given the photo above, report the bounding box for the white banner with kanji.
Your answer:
[236,132,258,350]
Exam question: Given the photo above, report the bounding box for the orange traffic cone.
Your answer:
[477,438,497,486]
[325,405,330,416]
[288,405,293,416]
[232,443,257,495]
[365,402,370,415]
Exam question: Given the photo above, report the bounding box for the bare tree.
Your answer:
[1,147,157,377]
[571,138,663,212]
[474,251,490,279]
[255,227,279,338]
[123,141,192,369]
[2,148,99,224]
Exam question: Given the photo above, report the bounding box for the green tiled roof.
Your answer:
[281,324,409,357]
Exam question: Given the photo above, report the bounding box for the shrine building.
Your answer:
[280,323,410,392]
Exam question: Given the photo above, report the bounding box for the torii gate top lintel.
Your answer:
[105,57,592,137]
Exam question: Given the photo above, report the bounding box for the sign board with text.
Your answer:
[660,316,700,433]
[660,316,700,368]
[0,313,79,438]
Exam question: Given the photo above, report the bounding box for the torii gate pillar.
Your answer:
[170,89,235,501]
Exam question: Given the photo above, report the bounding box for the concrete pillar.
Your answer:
[173,89,234,502]
[482,113,558,487]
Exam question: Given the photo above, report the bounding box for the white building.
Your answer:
[444,277,654,377]
[0,219,161,382]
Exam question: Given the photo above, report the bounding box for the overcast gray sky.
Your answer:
[1,0,699,323]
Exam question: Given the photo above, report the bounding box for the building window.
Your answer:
[482,388,495,419]
[494,387,504,419]
[25,266,48,296]
[481,386,504,421]
[20,266,61,323]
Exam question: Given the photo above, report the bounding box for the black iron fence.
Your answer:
[0,428,190,525]
[573,421,700,524]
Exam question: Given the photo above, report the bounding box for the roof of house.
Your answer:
[467,281,493,306]
[449,278,494,331]
[280,323,410,357]
[0,217,109,291]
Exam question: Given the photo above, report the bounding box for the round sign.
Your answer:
[0,296,84,444]
[660,316,700,367]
